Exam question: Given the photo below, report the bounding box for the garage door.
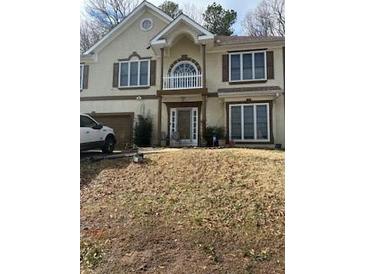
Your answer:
[91,113,134,150]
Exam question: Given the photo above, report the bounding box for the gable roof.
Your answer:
[150,13,214,46]
[83,1,173,55]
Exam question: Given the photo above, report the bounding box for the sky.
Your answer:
[149,0,261,35]
[80,0,262,35]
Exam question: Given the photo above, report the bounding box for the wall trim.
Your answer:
[118,86,151,90]
[90,112,134,117]
[227,48,268,53]
[218,86,281,93]
[80,95,158,101]
[229,80,268,85]
[207,92,218,97]
[157,88,207,96]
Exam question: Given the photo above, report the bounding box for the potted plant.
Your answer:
[134,115,152,147]
[203,126,226,147]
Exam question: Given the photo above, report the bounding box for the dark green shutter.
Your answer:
[150,60,156,86]
[113,63,119,88]
[222,54,229,82]
[83,65,89,89]
[266,51,274,79]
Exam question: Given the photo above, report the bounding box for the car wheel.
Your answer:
[102,136,115,154]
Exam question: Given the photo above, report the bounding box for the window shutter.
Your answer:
[222,54,229,82]
[113,63,119,88]
[266,51,274,79]
[150,60,156,86]
[83,65,89,89]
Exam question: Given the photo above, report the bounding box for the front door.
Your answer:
[170,107,198,146]
[177,110,191,140]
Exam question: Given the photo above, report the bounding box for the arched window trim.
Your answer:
[167,55,201,75]
[171,61,199,76]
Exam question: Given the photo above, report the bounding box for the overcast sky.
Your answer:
[80,0,262,35]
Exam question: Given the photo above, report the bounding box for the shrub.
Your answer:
[134,115,152,147]
[80,241,103,269]
[203,126,225,146]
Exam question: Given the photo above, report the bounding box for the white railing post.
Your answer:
[163,74,203,90]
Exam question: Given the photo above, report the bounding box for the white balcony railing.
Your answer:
[163,74,202,90]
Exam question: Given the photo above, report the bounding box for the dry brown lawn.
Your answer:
[80,148,284,273]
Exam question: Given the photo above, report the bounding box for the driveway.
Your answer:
[80,147,181,160]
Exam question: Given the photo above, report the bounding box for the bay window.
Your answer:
[229,103,270,142]
[229,51,266,82]
[119,59,150,87]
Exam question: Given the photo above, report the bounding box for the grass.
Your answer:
[80,148,284,273]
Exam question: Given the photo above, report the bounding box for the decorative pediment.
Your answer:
[150,13,214,48]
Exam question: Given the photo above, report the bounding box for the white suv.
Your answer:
[80,114,116,153]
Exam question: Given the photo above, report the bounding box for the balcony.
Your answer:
[163,74,202,90]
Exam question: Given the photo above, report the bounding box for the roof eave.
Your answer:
[83,1,173,55]
[150,13,214,46]
[215,37,285,47]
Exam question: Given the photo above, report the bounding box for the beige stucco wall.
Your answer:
[81,99,159,144]
[220,94,285,147]
[163,35,202,76]
[205,47,284,94]
[161,103,168,142]
[204,46,285,147]
[206,97,225,128]
[80,10,167,97]
[80,8,285,147]
[273,94,285,147]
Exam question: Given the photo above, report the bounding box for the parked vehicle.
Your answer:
[80,114,116,153]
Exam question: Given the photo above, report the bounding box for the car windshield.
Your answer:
[80,115,97,127]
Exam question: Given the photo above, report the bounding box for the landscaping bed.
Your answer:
[80,148,285,273]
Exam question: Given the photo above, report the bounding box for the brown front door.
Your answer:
[177,110,191,140]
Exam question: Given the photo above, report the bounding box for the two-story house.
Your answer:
[80,1,285,149]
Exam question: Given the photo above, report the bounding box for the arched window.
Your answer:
[171,61,198,76]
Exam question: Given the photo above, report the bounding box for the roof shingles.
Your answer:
[214,35,284,46]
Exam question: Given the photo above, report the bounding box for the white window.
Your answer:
[80,64,84,90]
[229,103,270,142]
[229,51,267,82]
[171,61,198,76]
[119,59,150,88]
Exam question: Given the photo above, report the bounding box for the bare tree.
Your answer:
[182,3,204,25]
[80,0,140,53]
[85,0,140,31]
[243,0,285,37]
[80,21,103,54]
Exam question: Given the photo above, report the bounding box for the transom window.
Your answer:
[80,64,84,90]
[229,51,267,82]
[229,103,270,142]
[119,59,150,87]
[172,61,198,76]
